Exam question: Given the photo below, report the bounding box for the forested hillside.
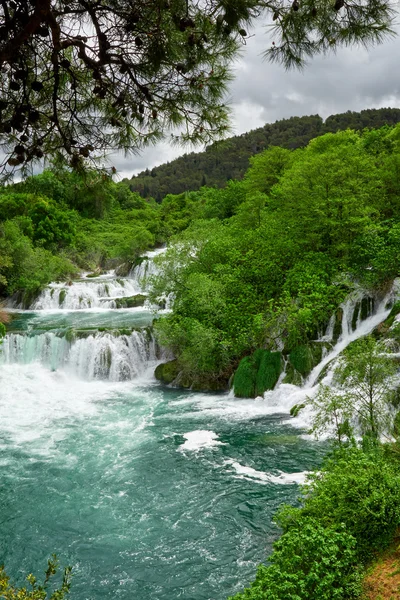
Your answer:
[126,108,400,200]
[150,124,400,391]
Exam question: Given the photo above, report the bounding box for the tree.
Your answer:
[307,384,354,445]
[334,336,397,440]
[0,0,396,178]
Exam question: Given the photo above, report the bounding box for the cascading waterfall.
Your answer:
[1,329,157,381]
[262,285,396,422]
[129,247,166,290]
[30,276,142,310]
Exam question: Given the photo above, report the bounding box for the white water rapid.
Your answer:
[1,256,163,380]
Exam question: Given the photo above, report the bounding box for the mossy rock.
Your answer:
[289,345,314,376]
[233,356,258,398]
[154,360,180,385]
[233,349,283,398]
[282,363,303,386]
[86,269,106,278]
[351,302,360,331]
[383,301,400,329]
[154,361,228,391]
[361,296,375,321]
[64,328,76,343]
[255,350,283,396]
[58,289,66,306]
[332,308,343,343]
[188,374,229,392]
[115,294,147,309]
[290,403,306,417]
[115,263,131,277]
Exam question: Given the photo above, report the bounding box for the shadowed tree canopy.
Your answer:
[0,0,395,178]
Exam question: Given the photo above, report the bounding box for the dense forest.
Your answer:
[126,108,400,200]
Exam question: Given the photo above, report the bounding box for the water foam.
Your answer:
[224,459,309,485]
[179,430,225,451]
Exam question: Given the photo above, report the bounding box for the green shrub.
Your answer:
[294,448,400,561]
[229,518,361,600]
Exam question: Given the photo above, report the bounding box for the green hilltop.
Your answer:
[125,108,400,200]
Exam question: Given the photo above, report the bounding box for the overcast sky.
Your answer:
[113,21,400,180]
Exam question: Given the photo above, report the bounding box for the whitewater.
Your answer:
[0,259,395,600]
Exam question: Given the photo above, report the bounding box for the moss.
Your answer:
[282,363,303,386]
[21,288,41,309]
[115,294,147,309]
[64,328,76,343]
[50,288,55,298]
[233,349,283,398]
[58,289,66,306]
[383,301,400,329]
[290,403,306,417]
[361,296,374,321]
[289,345,314,376]
[255,350,282,396]
[154,360,179,384]
[233,355,257,398]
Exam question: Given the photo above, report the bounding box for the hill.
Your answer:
[126,108,400,200]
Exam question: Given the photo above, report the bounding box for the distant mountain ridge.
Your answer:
[125,108,400,201]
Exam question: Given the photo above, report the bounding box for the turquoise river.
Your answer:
[2,259,386,600]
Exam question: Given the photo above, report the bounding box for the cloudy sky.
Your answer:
[114,20,400,180]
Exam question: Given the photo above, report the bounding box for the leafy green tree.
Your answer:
[307,385,354,445]
[28,199,76,249]
[334,336,397,440]
[271,131,380,257]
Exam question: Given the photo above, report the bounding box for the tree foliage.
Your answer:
[151,125,400,388]
[0,556,71,600]
[0,0,398,177]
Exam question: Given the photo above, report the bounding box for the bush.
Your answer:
[292,448,400,561]
[233,355,258,398]
[230,518,361,600]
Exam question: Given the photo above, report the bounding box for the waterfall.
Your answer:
[129,247,166,290]
[262,285,396,420]
[1,330,158,382]
[30,276,143,310]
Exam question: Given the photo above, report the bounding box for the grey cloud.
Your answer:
[112,24,400,179]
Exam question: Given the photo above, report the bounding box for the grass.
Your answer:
[363,533,400,600]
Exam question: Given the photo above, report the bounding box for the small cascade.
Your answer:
[307,290,391,387]
[263,286,395,418]
[30,276,142,310]
[1,330,158,381]
[129,247,166,290]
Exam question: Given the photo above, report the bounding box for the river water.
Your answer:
[0,262,392,600]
